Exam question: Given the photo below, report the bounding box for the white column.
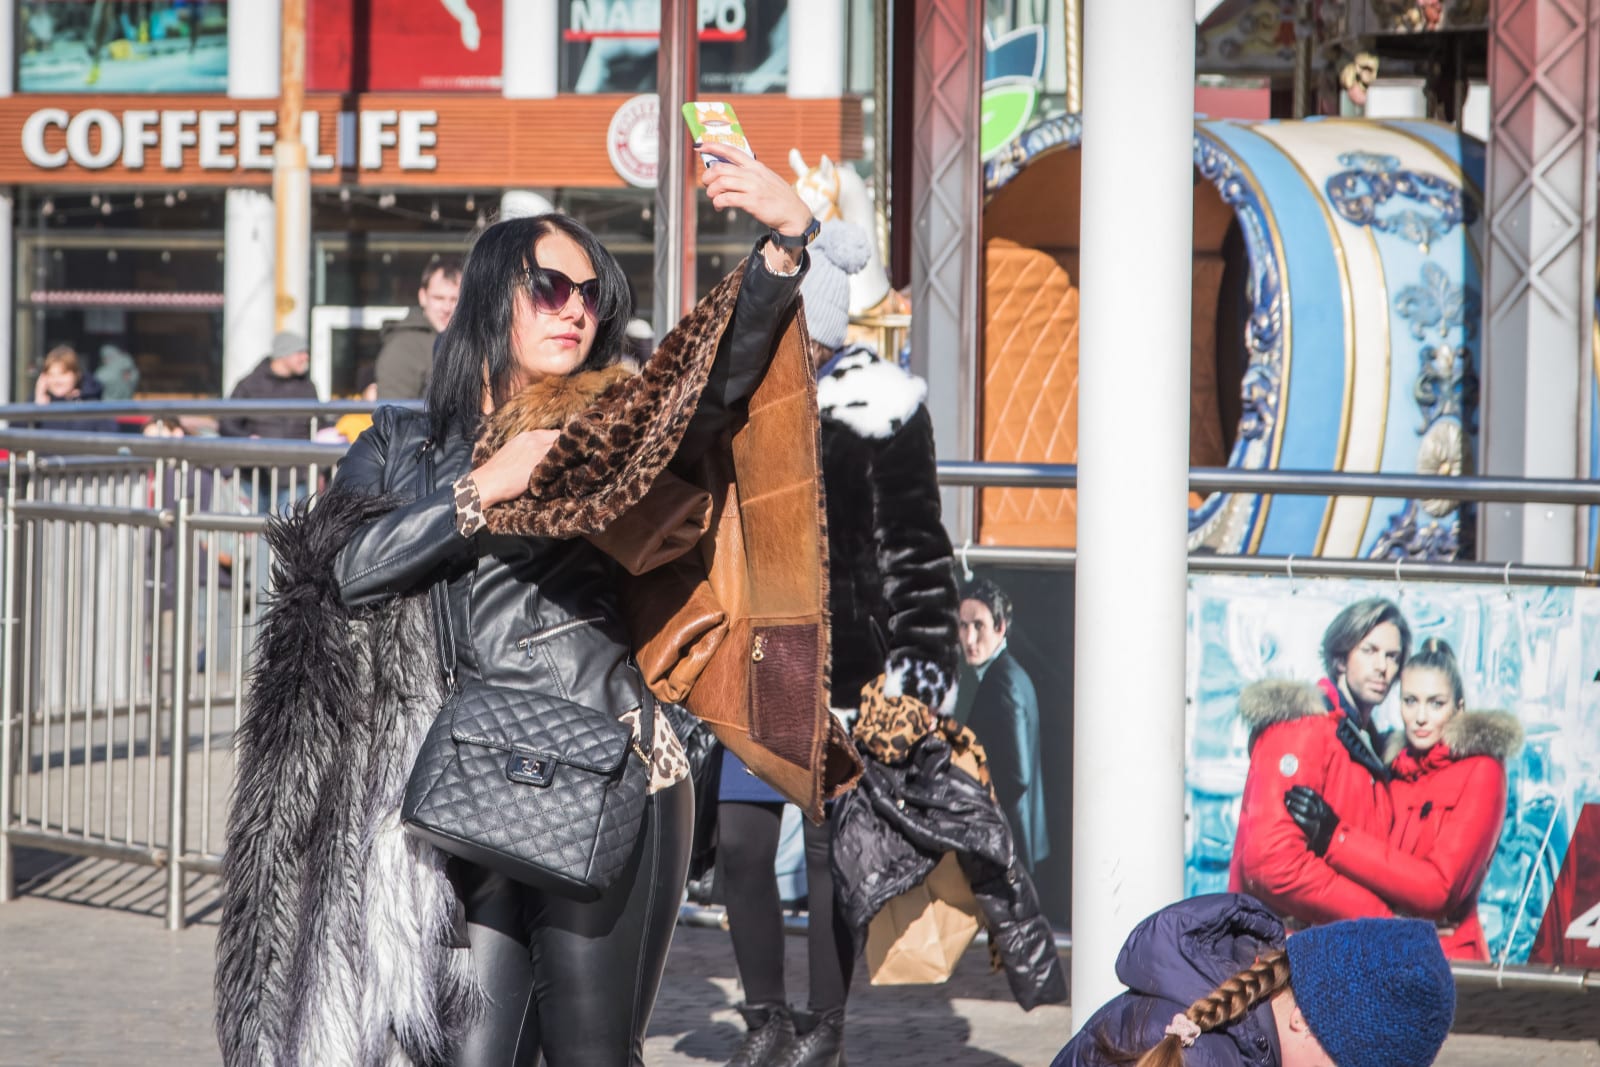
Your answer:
[0,194,13,405]
[225,0,280,394]
[504,0,560,99]
[787,0,846,98]
[1071,0,1193,1030]
[1480,0,1600,565]
[228,0,282,98]
[223,190,276,394]
[0,0,14,97]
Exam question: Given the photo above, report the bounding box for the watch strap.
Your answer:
[769,217,820,250]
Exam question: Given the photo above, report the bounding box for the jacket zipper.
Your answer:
[514,614,606,656]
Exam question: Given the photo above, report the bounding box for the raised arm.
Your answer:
[672,142,814,467]
[672,240,804,467]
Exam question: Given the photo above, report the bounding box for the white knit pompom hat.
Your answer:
[799,219,872,350]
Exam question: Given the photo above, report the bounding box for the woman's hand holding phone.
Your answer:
[695,143,813,274]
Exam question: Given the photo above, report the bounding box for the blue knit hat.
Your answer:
[1286,918,1455,1067]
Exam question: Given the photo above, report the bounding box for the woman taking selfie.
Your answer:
[1285,638,1522,960]
[218,146,820,1066]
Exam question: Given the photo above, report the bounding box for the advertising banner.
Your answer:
[1187,575,1600,966]
[309,0,503,92]
[950,565,1075,930]
[18,1,227,93]
[559,0,789,94]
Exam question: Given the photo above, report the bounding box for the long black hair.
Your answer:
[425,213,631,444]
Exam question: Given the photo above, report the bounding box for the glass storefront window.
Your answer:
[17,1,228,93]
[14,190,225,399]
[559,0,791,94]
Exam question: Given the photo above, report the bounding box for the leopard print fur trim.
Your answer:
[853,672,992,791]
[854,673,934,765]
[452,473,486,538]
[472,266,747,538]
[618,706,691,793]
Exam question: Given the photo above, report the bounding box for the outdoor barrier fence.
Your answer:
[0,402,1595,993]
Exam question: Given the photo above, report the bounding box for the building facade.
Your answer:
[0,0,870,400]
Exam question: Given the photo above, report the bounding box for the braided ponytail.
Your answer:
[1092,950,1293,1067]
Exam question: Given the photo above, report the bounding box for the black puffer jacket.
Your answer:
[830,730,1066,1010]
[817,347,959,711]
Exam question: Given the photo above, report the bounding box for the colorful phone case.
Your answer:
[682,101,752,166]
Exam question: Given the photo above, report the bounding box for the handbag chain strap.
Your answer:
[417,437,653,762]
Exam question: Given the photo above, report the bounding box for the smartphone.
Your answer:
[682,101,753,168]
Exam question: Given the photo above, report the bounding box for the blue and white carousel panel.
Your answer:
[1188,117,1484,561]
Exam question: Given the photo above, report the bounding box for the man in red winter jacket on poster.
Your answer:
[1229,598,1409,926]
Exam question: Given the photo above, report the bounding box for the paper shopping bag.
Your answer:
[865,853,982,985]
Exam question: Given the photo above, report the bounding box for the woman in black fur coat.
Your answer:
[216,149,817,1067]
[715,219,961,1067]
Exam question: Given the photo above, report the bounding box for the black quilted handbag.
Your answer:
[400,441,652,902]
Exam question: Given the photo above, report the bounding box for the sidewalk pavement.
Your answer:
[1,850,1597,1066]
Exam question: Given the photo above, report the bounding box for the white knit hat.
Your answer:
[800,219,872,350]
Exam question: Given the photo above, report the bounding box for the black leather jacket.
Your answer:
[331,244,804,713]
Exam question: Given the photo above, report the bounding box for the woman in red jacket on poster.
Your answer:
[1285,638,1523,959]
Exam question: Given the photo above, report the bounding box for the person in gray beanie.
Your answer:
[713,218,962,1067]
[1052,893,1456,1067]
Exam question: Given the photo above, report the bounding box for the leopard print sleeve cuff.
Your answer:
[452,474,486,538]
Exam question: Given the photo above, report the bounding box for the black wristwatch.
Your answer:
[768,216,820,250]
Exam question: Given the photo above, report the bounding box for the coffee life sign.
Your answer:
[19,106,440,173]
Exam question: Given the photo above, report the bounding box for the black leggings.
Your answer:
[716,800,854,1012]
[449,779,693,1067]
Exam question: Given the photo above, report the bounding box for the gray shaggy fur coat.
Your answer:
[215,489,481,1066]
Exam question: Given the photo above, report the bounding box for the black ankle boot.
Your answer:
[726,1002,795,1067]
[772,1007,845,1067]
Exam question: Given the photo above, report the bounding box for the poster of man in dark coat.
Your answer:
[957,579,1049,873]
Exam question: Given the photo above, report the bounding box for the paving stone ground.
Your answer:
[1,849,1597,1066]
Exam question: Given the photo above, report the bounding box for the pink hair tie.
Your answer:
[1164,1014,1202,1048]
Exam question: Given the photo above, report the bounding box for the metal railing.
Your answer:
[937,460,1600,586]
[0,409,1592,993]
[0,424,348,929]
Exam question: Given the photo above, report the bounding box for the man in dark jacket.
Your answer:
[959,578,1049,873]
[219,330,318,440]
[374,259,460,399]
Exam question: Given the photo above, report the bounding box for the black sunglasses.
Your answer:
[524,265,601,318]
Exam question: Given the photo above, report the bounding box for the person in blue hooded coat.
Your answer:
[1052,894,1455,1067]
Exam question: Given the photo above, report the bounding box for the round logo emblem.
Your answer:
[607,94,659,189]
[1278,753,1300,778]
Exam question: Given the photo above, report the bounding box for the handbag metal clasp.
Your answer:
[506,752,556,787]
